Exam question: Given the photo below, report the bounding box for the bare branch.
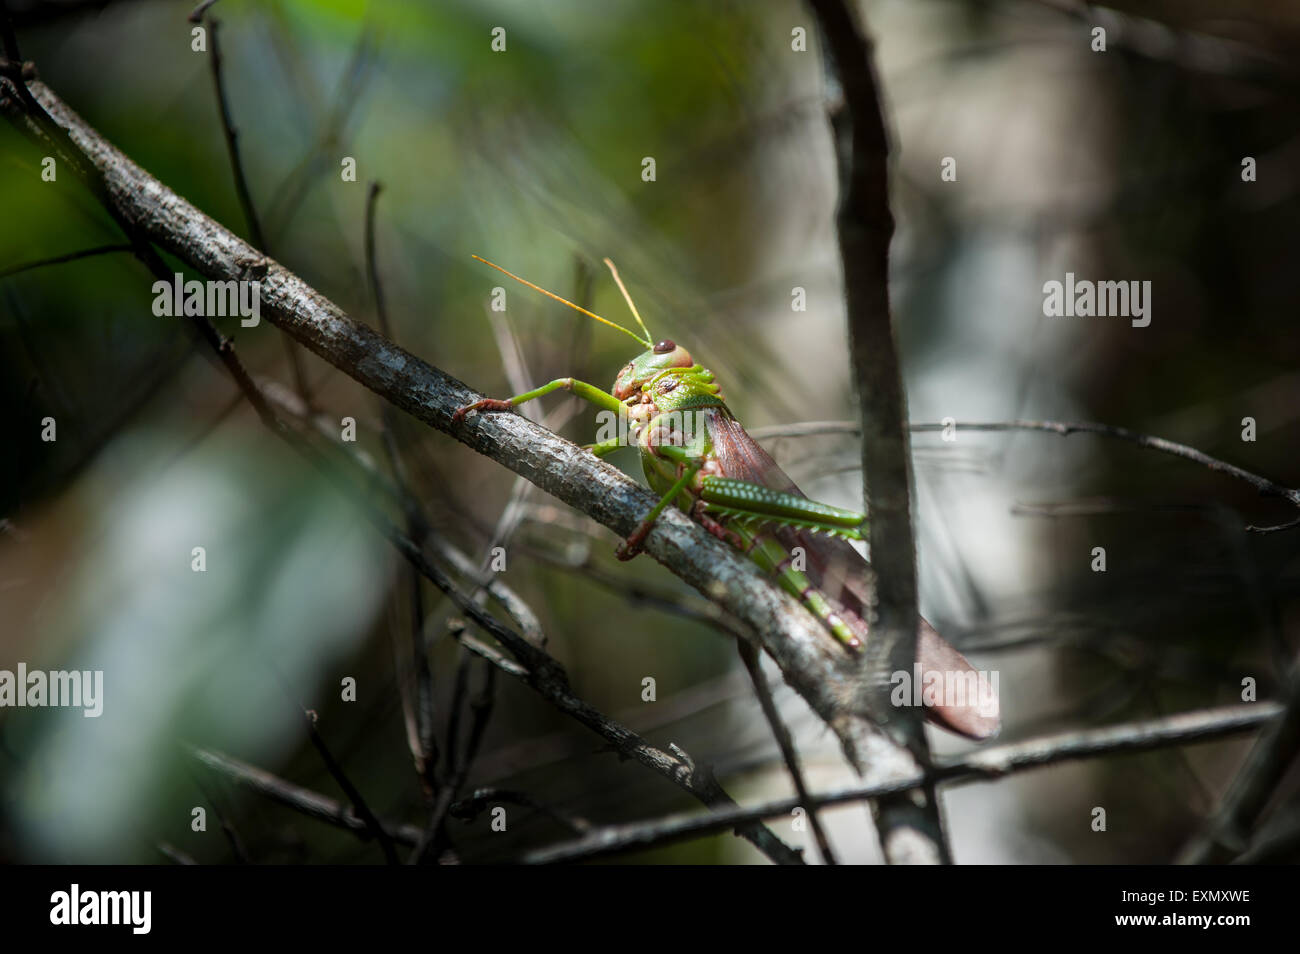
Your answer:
[0,242,133,278]
[807,0,945,864]
[302,713,400,864]
[521,702,1281,863]
[738,640,837,864]
[191,747,425,846]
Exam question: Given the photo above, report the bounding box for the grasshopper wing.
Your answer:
[705,408,1000,739]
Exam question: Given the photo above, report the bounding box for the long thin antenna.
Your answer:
[471,255,651,348]
[602,258,653,345]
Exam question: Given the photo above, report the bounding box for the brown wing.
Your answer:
[705,407,999,739]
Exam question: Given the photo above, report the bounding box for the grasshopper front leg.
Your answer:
[456,378,672,559]
[616,460,701,561]
[453,377,626,424]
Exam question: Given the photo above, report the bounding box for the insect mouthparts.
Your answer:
[654,339,676,354]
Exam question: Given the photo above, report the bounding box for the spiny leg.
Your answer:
[732,523,863,650]
[691,500,744,549]
[698,476,867,541]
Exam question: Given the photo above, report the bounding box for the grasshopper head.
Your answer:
[612,339,693,400]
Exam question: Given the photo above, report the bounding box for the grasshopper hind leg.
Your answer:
[730,522,863,650]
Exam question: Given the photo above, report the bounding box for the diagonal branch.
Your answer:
[0,75,922,844]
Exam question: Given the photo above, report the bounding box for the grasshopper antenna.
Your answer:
[471,255,651,348]
[602,258,654,346]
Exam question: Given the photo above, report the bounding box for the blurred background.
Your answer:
[1,0,1298,863]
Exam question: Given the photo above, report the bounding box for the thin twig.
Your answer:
[191,747,424,846]
[427,602,804,865]
[205,13,312,406]
[303,713,400,865]
[521,702,1281,863]
[188,0,220,23]
[0,242,133,278]
[738,640,837,864]
[362,179,438,801]
[751,419,1300,532]
[450,787,592,836]
[263,26,375,241]
[412,661,496,863]
[1177,665,1300,863]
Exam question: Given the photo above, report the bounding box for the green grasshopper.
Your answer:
[455,256,999,739]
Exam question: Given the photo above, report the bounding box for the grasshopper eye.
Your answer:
[654,339,676,354]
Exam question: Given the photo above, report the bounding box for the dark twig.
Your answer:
[808,0,945,864]
[428,602,803,865]
[450,787,592,836]
[206,16,266,252]
[188,0,220,23]
[205,13,312,406]
[911,420,1300,516]
[188,772,251,864]
[412,661,496,863]
[361,179,438,800]
[0,242,133,278]
[1178,665,1300,864]
[521,702,1281,863]
[303,713,400,865]
[752,419,1300,532]
[364,181,390,338]
[737,640,837,864]
[192,747,424,846]
[263,26,375,241]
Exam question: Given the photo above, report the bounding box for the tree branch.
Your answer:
[807,0,945,864]
[520,702,1281,863]
[192,747,426,847]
